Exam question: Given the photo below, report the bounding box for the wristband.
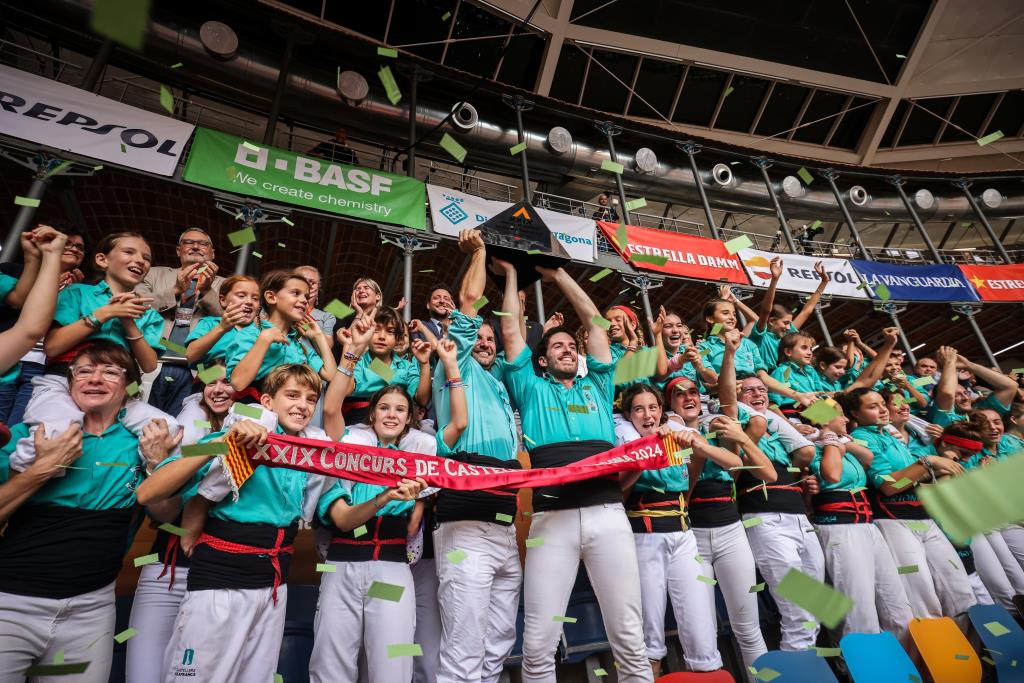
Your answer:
[82,313,101,329]
[373,494,384,509]
[125,334,144,341]
[338,366,354,378]
[917,456,935,483]
[343,352,359,362]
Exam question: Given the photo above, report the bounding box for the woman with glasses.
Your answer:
[0,342,180,683]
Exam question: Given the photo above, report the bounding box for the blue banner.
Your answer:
[850,261,980,302]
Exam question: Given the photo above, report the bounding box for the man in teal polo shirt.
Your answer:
[928,345,1018,427]
[495,260,651,683]
[430,230,520,683]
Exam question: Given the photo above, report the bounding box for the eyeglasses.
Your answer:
[740,386,768,394]
[64,242,86,254]
[179,238,213,249]
[70,365,127,382]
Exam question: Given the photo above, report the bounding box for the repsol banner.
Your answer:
[739,248,868,299]
[427,184,596,262]
[851,260,979,302]
[0,65,195,176]
[184,127,426,230]
[958,263,1024,302]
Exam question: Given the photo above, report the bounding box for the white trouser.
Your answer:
[521,503,652,683]
[9,375,181,472]
[126,564,188,683]
[738,402,812,455]
[968,571,994,605]
[433,521,522,683]
[412,558,442,683]
[164,586,287,683]
[633,530,721,670]
[972,533,1024,611]
[816,523,914,644]
[0,582,115,683]
[310,560,415,683]
[998,524,1024,569]
[742,512,825,651]
[692,522,767,676]
[874,519,976,625]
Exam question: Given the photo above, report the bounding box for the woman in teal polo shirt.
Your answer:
[652,307,718,392]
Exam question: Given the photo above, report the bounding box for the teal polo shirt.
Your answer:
[749,322,797,371]
[964,435,1023,469]
[698,335,765,378]
[0,419,142,510]
[758,430,794,467]
[655,347,699,392]
[0,274,17,384]
[810,442,867,492]
[54,281,165,352]
[185,316,254,368]
[769,361,820,407]
[926,392,1010,428]
[853,425,920,502]
[350,351,420,401]
[225,320,325,383]
[906,431,935,457]
[814,368,844,394]
[431,311,516,460]
[503,346,616,449]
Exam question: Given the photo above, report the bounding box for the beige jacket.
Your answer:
[136,265,225,337]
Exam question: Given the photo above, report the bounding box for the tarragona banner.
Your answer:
[596,221,749,284]
[183,127,426,230]
[958,264,1024,302]
[221,432,680,492]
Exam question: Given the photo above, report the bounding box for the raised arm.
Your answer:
[959,354,1018,408]
[436,339,467,449]
[540,266,610,363]
[457,229,487,317]
[718,329,741,420]
[756,257,784,331]
[932,345,959,412]
[720,285,758,335]
[229,326,288,391]
[4,230,44,309]
[493,259,525,361]
[324,311,375,441]
[792,262,829,329]
[0,228,65,373]
[845,327,899,392]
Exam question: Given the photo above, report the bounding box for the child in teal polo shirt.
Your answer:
[185,274,260,368]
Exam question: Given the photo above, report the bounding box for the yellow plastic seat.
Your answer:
[908,616,982,683]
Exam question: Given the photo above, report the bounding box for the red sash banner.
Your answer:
[596,221,749,285]
[223,432,681,492]
[958,263,1024,302]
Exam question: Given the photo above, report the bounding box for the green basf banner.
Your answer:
[183,127,426,230]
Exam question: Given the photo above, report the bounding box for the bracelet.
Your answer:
[125,334,144,341]
[81,313,101,329]
[337,366,354,378]
[372,494,384,509]
[625,346,638,353]
[917,456,935,483]
[343,351,359,362]
[446,381,466,390]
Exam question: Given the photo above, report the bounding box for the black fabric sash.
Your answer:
[187,517,298,592]
[435,451,521,525]
[528,440,619,512]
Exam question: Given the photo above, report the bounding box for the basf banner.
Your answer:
[851,261,980,302]
[0,65,195,176]
[595,221,748,284]
[185,128,426,230]
[958,264,1024,302]
[739,249,868,299]
[427,184,596,262]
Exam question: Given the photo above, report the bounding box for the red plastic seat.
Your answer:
[656,670,737,682]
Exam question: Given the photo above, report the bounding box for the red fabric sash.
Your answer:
[223,433,680,492]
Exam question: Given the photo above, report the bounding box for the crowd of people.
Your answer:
[0,221,1021,683]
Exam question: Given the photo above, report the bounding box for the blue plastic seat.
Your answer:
[276,584,320,683]
[840,631,921,683]
[560,590,610,663]
[968,603,1024,682]
[751,650,839,683]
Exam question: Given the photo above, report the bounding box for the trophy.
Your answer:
[478,199,570,287]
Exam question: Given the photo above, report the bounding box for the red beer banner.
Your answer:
[958,264,1024,302]
[222,432,680,492]
[596,221,749,285]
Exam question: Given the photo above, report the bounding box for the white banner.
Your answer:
[0,66,195,176]
[738,248,868,299]
[427,184,596,262]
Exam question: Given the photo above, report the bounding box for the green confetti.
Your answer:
[170,62,183,69]
[14,196,40,208]
[439,132,467,164]
[227,227,256,247]
[723,86,734,97]
[897,564,919,574]
[591,314,611,330]
[378,65,402,105]
[797,167,814,185]
[369,357,395,382]
[134,553,159,567]
[242,141,260,151]
[113,628,138,644]
[253,250,263,259]
[368,581,405,602]
[977,130,1004,146]
[161,338,188,356]
[377,46,398,58]
[754,667,780,681]
[159,523,188,537]
[278,242,286,247]
[90,0,151,51]
[353,525,367,538]
[53,650,64,665]
[197,364,226,384]
[509,141,527,155]
[589,267,613,282]
[774,568,853,629]
[492,310,511,317]
[696,575,718,585]
[920,453,1024,544]
[495,512,514,523]
[46,160,74,178]
[875,283,891,302]
[951,315,960,321]
[710,322,723,336]
[525,537,544,548]
[25,663,90,676]
[613,221,629,251]
[446,548,467,564]
[472,296,489,312]
[724,234,753,254]
[896,53,907,59]
[441,11,451,20]
[815,647,842,657]
[526,249,542,255]
[984,621,1011,636]
[803,620,817,630]
[624,197,646,212]
[324,299,355,320]
[903,520,929,532]
[786,466,802,473]
[552,615,577,623]
[600,159,624,174]
[121,143,126,153]
[126,381,140,396]
[96,461,130,467]
[316,563,336,573]
[809,219,822,230]
[388,643,423,658]
[193,419,212,429]
[749,582,766,593]
[159,85,173,113]
[954,654,970,660]
[800,400,840,426]
[892,477,913,490]
[911,376,935,387]
[181,442,230,457]
[631,253,669,266]
[612,346,659,386]
[593,668,608,677]
[743,516,763,528]
[94,164,104,170]
[281,217,294,227]
[233,403,263,419]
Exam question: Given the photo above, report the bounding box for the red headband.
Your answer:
[663,376,695,405]
[610,305,638,327]
[939,434,984,453]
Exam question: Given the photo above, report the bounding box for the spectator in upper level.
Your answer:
[309,128,360,167]
[591,192,619,222]
[137,228,224,416]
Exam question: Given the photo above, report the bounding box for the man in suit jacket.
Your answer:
[136,228,224,416]
[420,285,455,341]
